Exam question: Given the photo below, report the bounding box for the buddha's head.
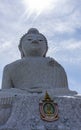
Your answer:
[19,28,48,58]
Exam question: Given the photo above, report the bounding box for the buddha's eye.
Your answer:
[38,39,43,41]
[27,38,32,41]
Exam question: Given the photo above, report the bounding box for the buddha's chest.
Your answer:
[11,58,58,84]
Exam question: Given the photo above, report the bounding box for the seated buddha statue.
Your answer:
[2,28,70,94]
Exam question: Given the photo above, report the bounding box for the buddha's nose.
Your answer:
[32,40,39,44]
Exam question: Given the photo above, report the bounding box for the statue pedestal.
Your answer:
[0,89,80,130]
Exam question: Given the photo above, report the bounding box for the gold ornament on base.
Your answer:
[39,91,58,122]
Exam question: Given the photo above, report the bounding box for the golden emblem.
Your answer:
[39,91,58,122]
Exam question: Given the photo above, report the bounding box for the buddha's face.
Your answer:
[20,33,48,57]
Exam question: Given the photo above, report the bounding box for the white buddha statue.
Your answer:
[2,28,75,94]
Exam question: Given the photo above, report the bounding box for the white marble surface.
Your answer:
[0,89,80,130]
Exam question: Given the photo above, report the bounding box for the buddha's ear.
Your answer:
[18,44,24,58]
[43,43,48,57]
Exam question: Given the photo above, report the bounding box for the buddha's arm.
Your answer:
[60,67,68,87]
[2,65,13,89]
[53,59,68,87]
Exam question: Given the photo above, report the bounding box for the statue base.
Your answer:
[0,89,80,130]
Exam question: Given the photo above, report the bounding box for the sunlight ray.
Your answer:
[22,0,54,16]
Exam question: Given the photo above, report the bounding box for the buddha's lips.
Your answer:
[31,42,39,45]
[32,45,40,49]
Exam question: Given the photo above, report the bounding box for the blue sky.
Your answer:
[0,0,81,94]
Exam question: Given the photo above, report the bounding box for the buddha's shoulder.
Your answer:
[47,57,66,73]
[3,59,25,71]
[47,57,63,67]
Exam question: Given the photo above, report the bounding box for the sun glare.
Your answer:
[22,0,53,16]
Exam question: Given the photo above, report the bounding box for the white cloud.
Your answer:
[69,78,81,94]
[47,38,81,66]
[0,41,12,52]
[57,39,81,51]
